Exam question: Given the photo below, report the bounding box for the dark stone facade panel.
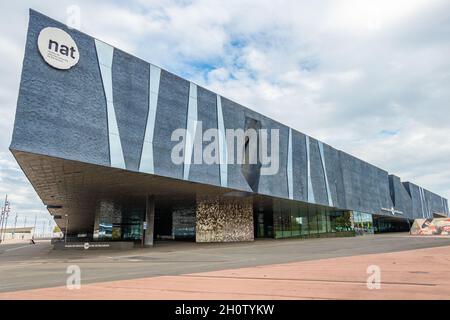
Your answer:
[340,151,393,215]
[323,144,346,209]
[423,190,434,218]
[291,130,307,202]
[241,116,262,192]
[424,189,446,216]
[153,70,189,180]
[376,169,394,211]
[309,137,328,206]
[220,97,252,192]
[360,162,376,213]
[188,87,220,186]
[112,50,149,171]
[256,117,289,199]
[341,152,372,212]
[11,10,109,166]
[403,182,423,219]
[389,175,413,219]
[220,99,289,198]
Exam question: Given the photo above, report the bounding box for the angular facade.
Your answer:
[10,10,449,244]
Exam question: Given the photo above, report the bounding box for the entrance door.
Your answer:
[254,210,274,238]
[154,205,173,240]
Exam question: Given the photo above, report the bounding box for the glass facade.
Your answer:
[93,199,145,241]
[172,206,196,240]
[273,199,354,239]
[92,197,198,242]
[373,215,411,233]
[121,207,145,240]
[90,198,394,242]
[254,210,274,238]
[352,211,374,235]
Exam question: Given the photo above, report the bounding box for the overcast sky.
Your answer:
[0,0,449,230]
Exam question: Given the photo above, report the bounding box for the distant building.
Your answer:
[1,227,35,241]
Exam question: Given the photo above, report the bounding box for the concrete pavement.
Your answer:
[1,243,449,299]
[1,233,450,297]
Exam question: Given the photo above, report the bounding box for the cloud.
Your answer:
[0,0,449,225]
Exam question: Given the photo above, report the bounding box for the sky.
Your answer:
[0,0,449,231]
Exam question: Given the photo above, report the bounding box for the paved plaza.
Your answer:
[1,234,449,299]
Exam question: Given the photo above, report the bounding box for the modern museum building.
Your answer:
[10,10,449,245]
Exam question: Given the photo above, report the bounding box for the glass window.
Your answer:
[299,207,309,236]
[326,211,333,233]
[291,204,301,237]
[353,211,374,235]
[317,209,327,234]
[282,206,292,238]
[308,207,319,235]
[93,199,145,241]
[328,211,353,232]
[273,201,283,239]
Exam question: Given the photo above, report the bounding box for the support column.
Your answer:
[144,195,155,246]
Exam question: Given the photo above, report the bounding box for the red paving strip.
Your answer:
[1,245,450,300]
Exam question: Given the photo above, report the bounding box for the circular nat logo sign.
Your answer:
[38,27,79,70]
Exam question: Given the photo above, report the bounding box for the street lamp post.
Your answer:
[13,214,18,239]
[64,214,69,243]
[0,211,4,243]
[2,214,9,242]
[0,207,3,242]
[42,221,46,239]
[0,195,11,244]
[33,214,37,240]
